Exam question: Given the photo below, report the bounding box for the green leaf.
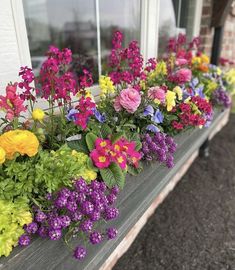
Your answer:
[85,132,98,151]
[100,124,112,138]
[86,157,98,172]
[127,162,143,176]
[67,137,89,154]
[100,162,125,189]
[111,131,125,143]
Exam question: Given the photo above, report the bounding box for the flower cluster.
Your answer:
[18,66,36,102]
[212,88,231,108]
[0,83,26,123]
[19,178,119,261]
[172,96,213,130]
[140,133,177,168]
[90,137,141,169]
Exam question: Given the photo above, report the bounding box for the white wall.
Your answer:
[0,0,30,93]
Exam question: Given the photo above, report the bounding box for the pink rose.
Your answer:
[175,58,188,66]
[119,87,141,113]
[114,96,122,112]
[174,68,192,83]
[148,86,166,103]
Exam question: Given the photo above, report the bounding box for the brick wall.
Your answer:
[200,0,235,63]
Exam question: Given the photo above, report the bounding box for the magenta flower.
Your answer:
[148,86,166,104]
[174,68,192,83]
[118,87,141,113]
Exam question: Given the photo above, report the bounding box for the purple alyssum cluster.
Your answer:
[212,88,231,108]
[140,132,177,168]
[18,178,119,261]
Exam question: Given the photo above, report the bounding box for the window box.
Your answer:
[0,108,229,270]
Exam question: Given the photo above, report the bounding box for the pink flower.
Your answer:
[119,87,141,113]
[175,58,188,66]
[90,149,110,169]
[114,96,122,112]
[148,86,166,104]
[174,68,192,83]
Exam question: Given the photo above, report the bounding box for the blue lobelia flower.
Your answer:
[146,124,159,133]
[143,105,154,116]
[195,85,205,98]
[151,109,164,124]
[94,108,106,123]
[66,108,79,121]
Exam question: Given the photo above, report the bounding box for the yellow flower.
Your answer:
[225,68,235,85]
[32,108,45,121]
[0,147,6,164]
[173,86,182,100]
[166,90,176,111]
[191,56,201,65]
[99,76,115,98]
[155,61,167,76]
[200,54,210,64]
[216,67,222,76]
[0,130,39,159]
[140,80,146,91]
[80,169,97,183]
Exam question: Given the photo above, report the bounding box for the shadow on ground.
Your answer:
[114,113,235,270]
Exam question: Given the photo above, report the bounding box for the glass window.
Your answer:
[158,0,197,56]
[23,0,98,80]
[99,0,141,70]
[23,0,141,82]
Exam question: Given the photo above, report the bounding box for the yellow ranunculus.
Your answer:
[173,86,182,100]
[200,53,210,64]
[0,147,6,164]
[0,130,39,159]
[32,108,45,121]
[191,56,201,65]
[166,90,176,111]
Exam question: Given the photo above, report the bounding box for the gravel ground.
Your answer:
[114,114,235,270]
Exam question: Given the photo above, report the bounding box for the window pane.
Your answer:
[22,0,99,81]
[99,0,141,72]
[158,0,197,56]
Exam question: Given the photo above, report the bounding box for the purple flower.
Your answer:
[60,215,71,228]
[99,182,107,192]
[106,227,118,240]
[81,201,94,215]
[66,108,79,121]
[18,234,31,246]
[77,193,86,204]
[37,226,48,238]
[66,200,78,213]
[48,229,62,240]
[35,211,47,223]
[146,124,159,133]
[94,108,106,123]
[89,231,102,244]
[143,105,154,116]
[105,207,119,220]
[49,217,62,229]
[90,211,101,221]
[152,109,164,124]
[110,186,119,195]
[25,222,38,234]
[59,187,71,198]
[90,180,100,191]
[74,178,88,193]
[71,211,83,222]
[107,194,117,205]
[80,219,93,232]
[55,196,67,208]
[73,246,87,260]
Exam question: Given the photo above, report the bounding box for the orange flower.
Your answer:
[0,130,39,159]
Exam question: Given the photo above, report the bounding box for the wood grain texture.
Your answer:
[0,109,229,270]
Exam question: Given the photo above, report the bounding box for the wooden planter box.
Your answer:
[0,109,230,270]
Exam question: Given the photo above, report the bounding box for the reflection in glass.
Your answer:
[23,0,98,81]
[99,0,141,72]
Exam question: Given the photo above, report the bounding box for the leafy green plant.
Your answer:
[0,197,32,257]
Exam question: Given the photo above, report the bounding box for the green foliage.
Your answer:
[100,162,125,189]
[0,197,32,257]
[85,132,98,151]
[0,145,97,200]
[67,136,89,154]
